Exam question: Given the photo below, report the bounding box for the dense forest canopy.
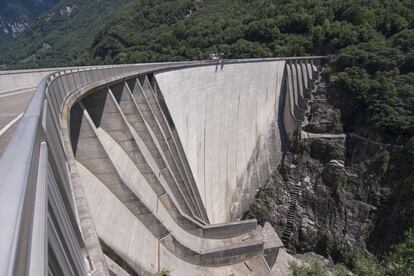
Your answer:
[86,0,412,61]
[2,0,412,143]
[81,0,414,143]
[0,0,137,68]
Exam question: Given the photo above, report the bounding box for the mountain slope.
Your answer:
[0,0,58,42]
[0,0,136,69]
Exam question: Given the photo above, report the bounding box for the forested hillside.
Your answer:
[0,0,136,69]
[86,0,413,140]
[0,0,58,43]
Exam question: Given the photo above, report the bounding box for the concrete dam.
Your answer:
[0,58,324,275]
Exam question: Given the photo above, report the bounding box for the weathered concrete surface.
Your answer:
[71,88,281,266]
[77,161,270,275]
[62,59,323,275]
[78,163,272,275]
[155,62,286,224]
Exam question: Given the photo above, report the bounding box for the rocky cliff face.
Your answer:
[245,77,393,264]
[0,0,58,40]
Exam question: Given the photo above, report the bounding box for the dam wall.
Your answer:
[0,58,325,276]
[155,62,286,224]
[65,59,321,275]
[66,68,283,275]
[154,59,321,225]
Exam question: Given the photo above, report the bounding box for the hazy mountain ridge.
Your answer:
[0,0,58,41]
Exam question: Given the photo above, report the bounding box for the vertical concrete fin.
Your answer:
[123,79,203,220]
[127,78,206,221]
[150,75,210,224]
[294,60,305,105]
[107,85,167,196]
[123,79,169,171]
[144,75,210,223]
[127,77,169,152]
[286,62,299,121]
[288,62,298,114]
[141,75,172,139]
[301,62,309,91]
[129,77,205,222]
[74,102,169,239]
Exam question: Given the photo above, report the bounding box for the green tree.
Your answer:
[289,261,329,276]
[387,228,414,276]
[353,252,384,276]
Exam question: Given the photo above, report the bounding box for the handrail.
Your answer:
[0,76,48,276]
[0,64,156,275]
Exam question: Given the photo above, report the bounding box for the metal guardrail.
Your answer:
[0,57,328,275]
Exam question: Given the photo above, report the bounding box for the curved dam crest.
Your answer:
[0,58,324,276]
[65,59,320,274]
[155,61,286,223]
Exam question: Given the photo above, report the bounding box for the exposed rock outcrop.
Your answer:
[245,75,390,265]
[303,83,342,134]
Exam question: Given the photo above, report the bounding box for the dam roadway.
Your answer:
[0,70,52,157]
[0,88,35,157]
[0,67,111,158]
[0,58,325,276]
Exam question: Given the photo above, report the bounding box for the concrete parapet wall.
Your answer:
[0,66,112,94]
[0,69,56,93]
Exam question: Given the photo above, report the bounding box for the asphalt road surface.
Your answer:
[0,87,37,159]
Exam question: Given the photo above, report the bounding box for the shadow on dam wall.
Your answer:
[64,59,322,275]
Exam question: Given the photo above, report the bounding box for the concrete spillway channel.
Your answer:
[61,60,323,275]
